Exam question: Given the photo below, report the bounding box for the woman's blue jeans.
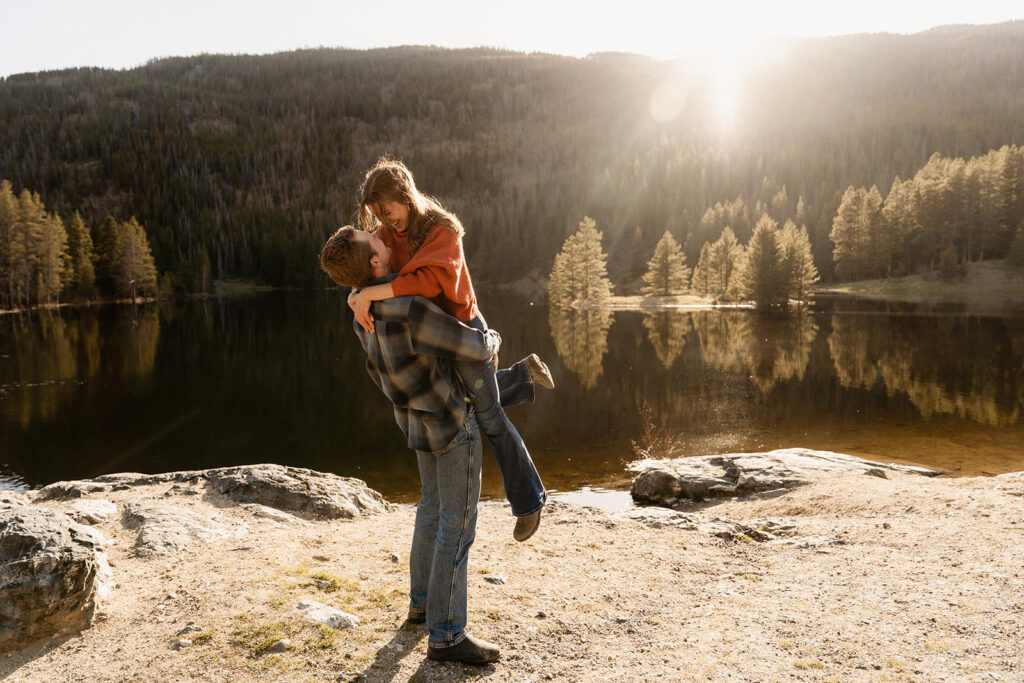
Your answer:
[410,417,481,648]
[457,314,547,517]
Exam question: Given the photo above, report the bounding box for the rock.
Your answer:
[205,464,394,520]
[267,638,290,653]
[241,504,302,525]
[483,573,507,585]
[34,481,111,502]
[294,601,360,629]
[630,448,941,507]
[176,624,204,636]
[0,492,30,506]
[65,500,117,526]
[174,639,192,649]
[122,501,243,557]
[0,507,113,653]
[390,552,400,563]
[614,507,793,542]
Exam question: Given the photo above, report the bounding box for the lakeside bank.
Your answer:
[2,454,1022,681]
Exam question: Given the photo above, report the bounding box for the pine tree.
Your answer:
[708,226,743,299]
[93,216,122,296]
[641,231,690,296]
[938,244,961,282]
[114,217,158,299]
[548,216,613,307]
[831,186,867,281]
[37,212,69,304]
[0,180,18,308]
[17,189,49,306]
[690,242,712,296]
[741,214,788,309]
[65,212,96,298]
[780,220,819,303]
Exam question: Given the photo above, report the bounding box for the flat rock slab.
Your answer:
[614,507,797,542]
[0,507,112,653]
[630,448,941,508]
[35,464,394,522]
[205,465,394,519]
[294,600,360,629]
[122,501,243,558]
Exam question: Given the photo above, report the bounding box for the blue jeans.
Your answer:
[457,314,547,517]
[409,417,481,648]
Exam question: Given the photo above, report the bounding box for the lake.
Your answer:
[2,290,1023,503]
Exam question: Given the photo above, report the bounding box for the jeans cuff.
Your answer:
[514,495,546,518]
[428,631,467,649]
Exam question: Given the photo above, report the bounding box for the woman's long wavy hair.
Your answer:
[357,156,463,254]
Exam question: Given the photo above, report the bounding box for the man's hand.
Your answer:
[349,289,375,333]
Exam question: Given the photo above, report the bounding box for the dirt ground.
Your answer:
[3,470,1023,682]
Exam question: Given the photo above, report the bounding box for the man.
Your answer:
[320,225,549,665]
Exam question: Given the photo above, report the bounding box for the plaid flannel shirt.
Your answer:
[354,294,500,454]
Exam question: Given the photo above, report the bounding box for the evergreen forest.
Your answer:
[2,23,1024,296]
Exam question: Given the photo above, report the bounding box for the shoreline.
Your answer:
[2,456,1023,681]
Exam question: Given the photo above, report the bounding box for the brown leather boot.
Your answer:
[513,508,541,542]
[427,633,500,664]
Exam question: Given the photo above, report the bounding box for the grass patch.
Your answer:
[232,620,293,656]
[191,631,215,645]
[307,624,336,651]
[792,659,824,670]
[309,572,343,593]
[741,573,765,582]
[778,638,797,650]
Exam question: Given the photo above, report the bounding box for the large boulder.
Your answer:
[0,507,112,653]
[204,465,394,519]
[631,448,940,507]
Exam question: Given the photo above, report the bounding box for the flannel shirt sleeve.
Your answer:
[404,298,499,362]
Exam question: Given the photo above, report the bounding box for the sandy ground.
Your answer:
[3,470,1024,682]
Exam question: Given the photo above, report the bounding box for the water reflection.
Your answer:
[642,311,691,369]
[828,312,1024,427]
[2,293,1023,499]
[690,311,818,394]
[548,307,614,389]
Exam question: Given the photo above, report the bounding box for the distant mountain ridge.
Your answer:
[1,24,1022,289]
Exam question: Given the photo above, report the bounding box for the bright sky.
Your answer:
[0,0,1021,78]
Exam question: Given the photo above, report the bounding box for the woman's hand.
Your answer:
[350,290,375,333]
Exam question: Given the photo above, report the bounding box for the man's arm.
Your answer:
[375,297,499,363]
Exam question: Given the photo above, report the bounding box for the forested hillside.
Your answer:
[1,23,1023,291]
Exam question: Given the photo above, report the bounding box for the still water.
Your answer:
[2,291,1023,503]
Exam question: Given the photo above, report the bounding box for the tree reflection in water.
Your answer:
[691,310,818,394]
[828,313,1024,427]
[548,307,614,389]
[0,307,159,429]
[642,310,692,369]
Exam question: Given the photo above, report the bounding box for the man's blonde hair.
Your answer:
[320,225,376,288]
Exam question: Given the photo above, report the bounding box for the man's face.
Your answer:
[352,230,392,278]
[374,200,410,235]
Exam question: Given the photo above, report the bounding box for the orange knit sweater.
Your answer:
[380,225,479,323]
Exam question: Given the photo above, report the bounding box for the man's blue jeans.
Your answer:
[457,314,547,517]
[409,417,481,648]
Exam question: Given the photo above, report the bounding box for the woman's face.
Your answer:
[375,200,410,235]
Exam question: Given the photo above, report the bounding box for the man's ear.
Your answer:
[370,254,381,267]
